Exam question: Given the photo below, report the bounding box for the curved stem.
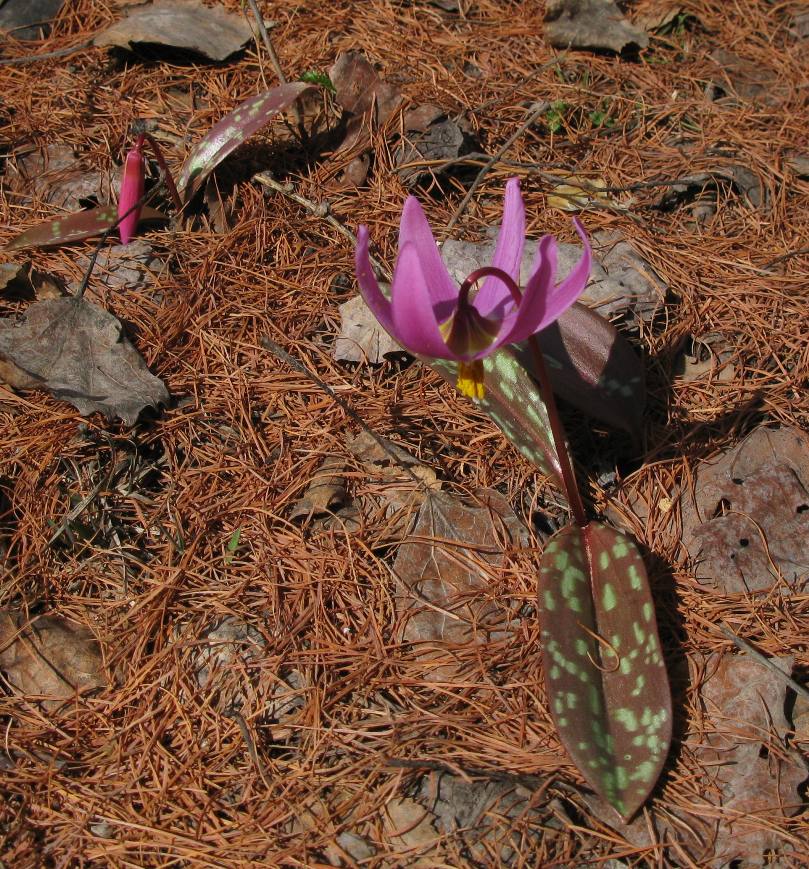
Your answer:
[460,264,588,526]
[142,132,183,213]
[527,334,588,527]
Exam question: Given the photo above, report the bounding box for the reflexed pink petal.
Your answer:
[498,234,560,345]
[117,148,145,245]
[390,242,456,359]
[355,225,395,335]
[398,196,457,320]
[474,177,526,318]
[544,218,591,317]
[504,219,590,344]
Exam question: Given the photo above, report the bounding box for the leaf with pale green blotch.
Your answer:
[178,82,314,202]
[5,205,167,252]
[537,522,671,821]
[427,348,563,488]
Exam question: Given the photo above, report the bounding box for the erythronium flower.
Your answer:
[117,134,146,245]
[355,177,592,399]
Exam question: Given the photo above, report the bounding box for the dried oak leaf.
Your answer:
[93,0,253,61]
[544,0,649,53]
[0,611,106,710]
[334,292,402,363]
[699,654,808,867]
[393,490,526,679]
[289,455,347,521]
[0,297,169,424]
[681,427,809,593]
[707,50,790,107]
[6,144,112,211]
[395,113,474,186]
[329,51,403,183]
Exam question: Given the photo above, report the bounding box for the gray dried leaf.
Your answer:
[441,227,666,322]
[418,773,549,863]
[7,145,112,211]
[785,152,809,178]
[0,0,64,40]
[681,427,809,593]
[334,292,402,363]
[396,118,471,186]
[384,797,441,862]
[93,0,253,61]
[0,297,169,424]
[289,455,347,521]
[544,0,649,53]
[74,241,165,292]
[790,11,809,39]
[0,610,106,710]
[707,50,789,106]
[656,165,767,211]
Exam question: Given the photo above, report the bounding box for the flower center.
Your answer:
[438,266,521,357]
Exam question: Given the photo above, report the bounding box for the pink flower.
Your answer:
[117,137,145,245]
[355,178,591,397]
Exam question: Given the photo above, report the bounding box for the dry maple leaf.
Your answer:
[0,611,106,711]
[0,297,169,424]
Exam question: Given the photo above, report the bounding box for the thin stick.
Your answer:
[245,0,286,85]
[718,622,809,702]
[253,172,390,279]
[259,337,428,490]
[0,38,93,65]
[443,100,548,240]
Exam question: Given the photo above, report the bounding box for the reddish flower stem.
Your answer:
[141,132,183,213]
[461,266,588,527]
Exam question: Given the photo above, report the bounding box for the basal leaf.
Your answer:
[5,205,167,251]
[517,303,645,439]
[537,521,671,821]
[178,82,314,202]
[428,348,564,488]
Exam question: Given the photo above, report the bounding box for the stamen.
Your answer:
[456,360,485,400]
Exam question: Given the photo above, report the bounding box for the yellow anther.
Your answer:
[456,360,485,400]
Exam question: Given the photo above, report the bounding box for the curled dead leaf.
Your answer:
[544,0,649,53]
[0,610,106,710]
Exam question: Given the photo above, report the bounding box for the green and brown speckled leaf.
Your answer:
[428,347,563,488]
[537,521,671,821]
[178,82,314,202]
[5,205,167,251]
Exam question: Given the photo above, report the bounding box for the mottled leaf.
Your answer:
[519,303,645,439]
[0,610,106,711]
[4,205,167,251]
[178,82,314,201]
[538,522,671,820]
[0,297,169,423]
[93,0,253,62]
[428,348,563,487]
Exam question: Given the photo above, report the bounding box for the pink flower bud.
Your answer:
[117,145,145,245]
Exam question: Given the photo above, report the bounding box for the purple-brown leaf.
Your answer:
[178,82,314,202]
[4,205,167,252]
[520,302,646,439]
[537,521,671,821]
